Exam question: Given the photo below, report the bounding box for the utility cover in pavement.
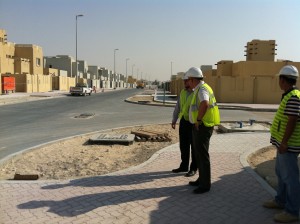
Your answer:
[218,122,269,133]
[74,113,95,119]
[89,133,135,145]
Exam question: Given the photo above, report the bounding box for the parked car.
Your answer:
[70,83,92,96]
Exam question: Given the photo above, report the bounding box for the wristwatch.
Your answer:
[197,119,202,125]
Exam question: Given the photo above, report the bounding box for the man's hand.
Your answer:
[171,122,176,129]
[278,143,288,154]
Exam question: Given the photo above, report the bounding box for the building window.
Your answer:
[36,58,41,67]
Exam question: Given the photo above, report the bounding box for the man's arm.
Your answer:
[172,96,181,129]
[279,95,300,153]
[195,85,209,128]
[195,100,209,129]
[278,115,298,154]
[197,100,209,121]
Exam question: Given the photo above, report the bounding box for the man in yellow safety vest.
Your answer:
[263,65,300,223]
[171,75,197,177]
[185,67,220,194]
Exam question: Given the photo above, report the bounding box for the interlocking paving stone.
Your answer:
[0,133,280,224]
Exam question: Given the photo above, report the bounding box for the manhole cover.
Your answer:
[89,133,135,145]
[74,113,95,119]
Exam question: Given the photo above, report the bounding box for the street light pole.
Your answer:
[126,58,129,87]
[114,48,119,82]
[171,61,173,77]
[132,64,135,77]
[75,14,83,84]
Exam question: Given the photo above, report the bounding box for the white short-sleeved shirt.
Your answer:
[195,81,209,105]
[188,81,210,123]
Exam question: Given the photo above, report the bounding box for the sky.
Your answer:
[0,0,300,81]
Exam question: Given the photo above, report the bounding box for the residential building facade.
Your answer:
[170,39,300,104]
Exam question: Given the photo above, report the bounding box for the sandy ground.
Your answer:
[0,124,179,180]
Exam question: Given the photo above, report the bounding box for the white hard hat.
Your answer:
[185,67,203,79]
[277,65,299,79]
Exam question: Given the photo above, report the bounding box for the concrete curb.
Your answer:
[218,106,277,112]
[240,142,276,197]
[124,99,175,107]
[125,97,278,112]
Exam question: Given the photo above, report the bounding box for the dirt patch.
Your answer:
[0,124,179,180]
[127,95,153,102]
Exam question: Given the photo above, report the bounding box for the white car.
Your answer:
[70,83,92,96]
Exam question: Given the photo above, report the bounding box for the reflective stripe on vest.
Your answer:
[178,89,193,121]
[270,89,300,147]
[189,83,220,127]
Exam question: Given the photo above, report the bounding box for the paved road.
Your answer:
[0,89,174,160]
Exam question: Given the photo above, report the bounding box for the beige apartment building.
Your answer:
[0,29,76,93]
[0,30,15,77]
[0,29,46,93]
[14,44,44,75]
[170,39,300,104]
[245,39,276,62]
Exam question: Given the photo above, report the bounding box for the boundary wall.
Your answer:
[170,76,300,104]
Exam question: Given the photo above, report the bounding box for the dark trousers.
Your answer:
[192,123,214,189]
[179,118,197,171]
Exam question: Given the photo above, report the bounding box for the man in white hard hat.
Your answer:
[171,75,197,177]
[185,67,220,194]
[263,65,300,223]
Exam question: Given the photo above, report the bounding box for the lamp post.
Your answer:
[114,48,119,82]
[132,64,135,77]
[171,61,173,77]
[75,14,83,84]
[126,58,130,87]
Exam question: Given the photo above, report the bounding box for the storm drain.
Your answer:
[74,113,95,119]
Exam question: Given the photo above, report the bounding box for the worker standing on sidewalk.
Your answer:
[263,65,300,223]
[171,76,197,177]
[185,67,220,194]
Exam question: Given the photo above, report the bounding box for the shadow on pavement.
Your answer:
[17,170,276,223]
[41,171,180,189]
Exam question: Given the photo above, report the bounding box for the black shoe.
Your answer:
[193,187,210,194]
[189,180,200,186]
[172,168,188,173]
[185,170,196,177]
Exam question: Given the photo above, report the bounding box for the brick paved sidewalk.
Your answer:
[1,132,280,224]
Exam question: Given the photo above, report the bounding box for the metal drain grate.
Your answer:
[74,113,95,119]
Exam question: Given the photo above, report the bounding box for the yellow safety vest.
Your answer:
[189,83,220,127]
[270,89,300,150]
[178,89,193,121]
